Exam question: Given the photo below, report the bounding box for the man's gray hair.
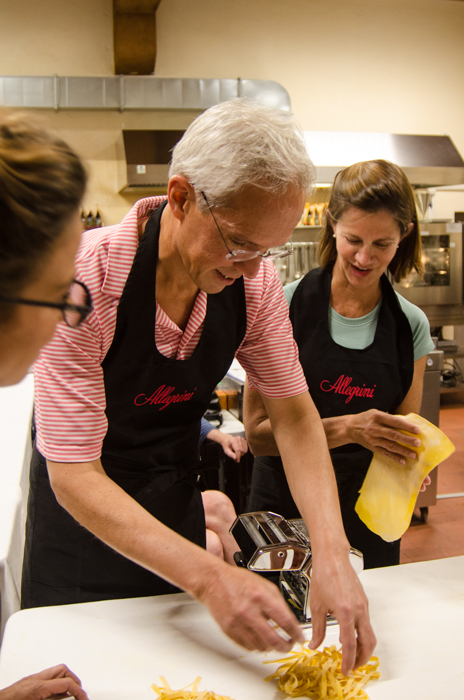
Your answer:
[169,99,315,210]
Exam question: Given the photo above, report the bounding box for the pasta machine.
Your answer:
[230,511,364,627]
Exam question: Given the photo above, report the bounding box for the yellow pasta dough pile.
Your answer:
[151,676,234,700]
[264,644,380,699]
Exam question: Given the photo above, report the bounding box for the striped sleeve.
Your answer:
[238,261,308,398]
[34,196,166,463]
[34,316,109,462]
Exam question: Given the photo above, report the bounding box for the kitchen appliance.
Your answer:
[393,221,463,306]
[415,347,444,519]
[392,187,463,306]
[230,511,363,626]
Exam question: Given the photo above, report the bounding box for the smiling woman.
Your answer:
[0,111,87,387]
[244,159,435,571]
[319,159,423,283]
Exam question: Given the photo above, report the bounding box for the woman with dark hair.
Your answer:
[245,159,434,570]
[0,110,89,699]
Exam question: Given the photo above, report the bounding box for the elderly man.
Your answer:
[22,99,375,674]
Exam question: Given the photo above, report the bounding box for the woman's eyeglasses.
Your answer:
[0,279,93,328]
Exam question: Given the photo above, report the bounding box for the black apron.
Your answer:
[248,266,414,569]
[22,202,247,608]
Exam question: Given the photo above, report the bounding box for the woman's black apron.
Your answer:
[21,202,246,608]
[248,265,414,569]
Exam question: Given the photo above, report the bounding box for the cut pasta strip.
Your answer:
[264,643,380,698]
[151,676,235,700]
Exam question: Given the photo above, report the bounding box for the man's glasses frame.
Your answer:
[200,191,294,262]
[0,279,93,328]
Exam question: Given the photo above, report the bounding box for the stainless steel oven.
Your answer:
[393,221,463,305]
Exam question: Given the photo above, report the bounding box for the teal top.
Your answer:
[284,276,434,362]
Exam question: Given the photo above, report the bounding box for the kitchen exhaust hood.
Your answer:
[303,132,464,188]
[2,74,462,190]
[122,130,464,191]
[122,129,185,189]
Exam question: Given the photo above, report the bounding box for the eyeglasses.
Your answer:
[200,191,294,262]
[0,279,92,328]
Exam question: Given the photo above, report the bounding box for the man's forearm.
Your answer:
[244,417,280,456]
[47,459,228,598]
[262,393,351,556]
[46,458,307,653]
[242,383,279,456]
[258,393,376,672]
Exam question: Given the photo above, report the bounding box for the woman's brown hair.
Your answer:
[318,159,422,282]
[0,111,87,306]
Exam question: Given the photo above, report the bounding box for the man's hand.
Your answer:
[0,664,89,700]
[347,410,421,464]
[196,563,304,652]
[308,552,376,676]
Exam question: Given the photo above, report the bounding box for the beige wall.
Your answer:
[156,0,464,135]
[0,0,114,76]
[39,110,201,226]
[1,0,464,223]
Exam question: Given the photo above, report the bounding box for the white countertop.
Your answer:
[1,556,464,698]
[0,373,34,640]
[226,358,246,385]
[219,409,245,437]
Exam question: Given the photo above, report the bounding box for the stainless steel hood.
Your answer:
[303,132,464,188]
[124,129,464,191]
[122,129,184,189]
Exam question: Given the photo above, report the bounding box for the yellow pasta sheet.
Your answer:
[264,643,380,698]
[355,413,455,542]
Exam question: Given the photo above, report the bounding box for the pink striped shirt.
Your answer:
[34,197,308,462]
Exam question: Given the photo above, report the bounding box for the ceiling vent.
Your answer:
[0,75,291,111]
